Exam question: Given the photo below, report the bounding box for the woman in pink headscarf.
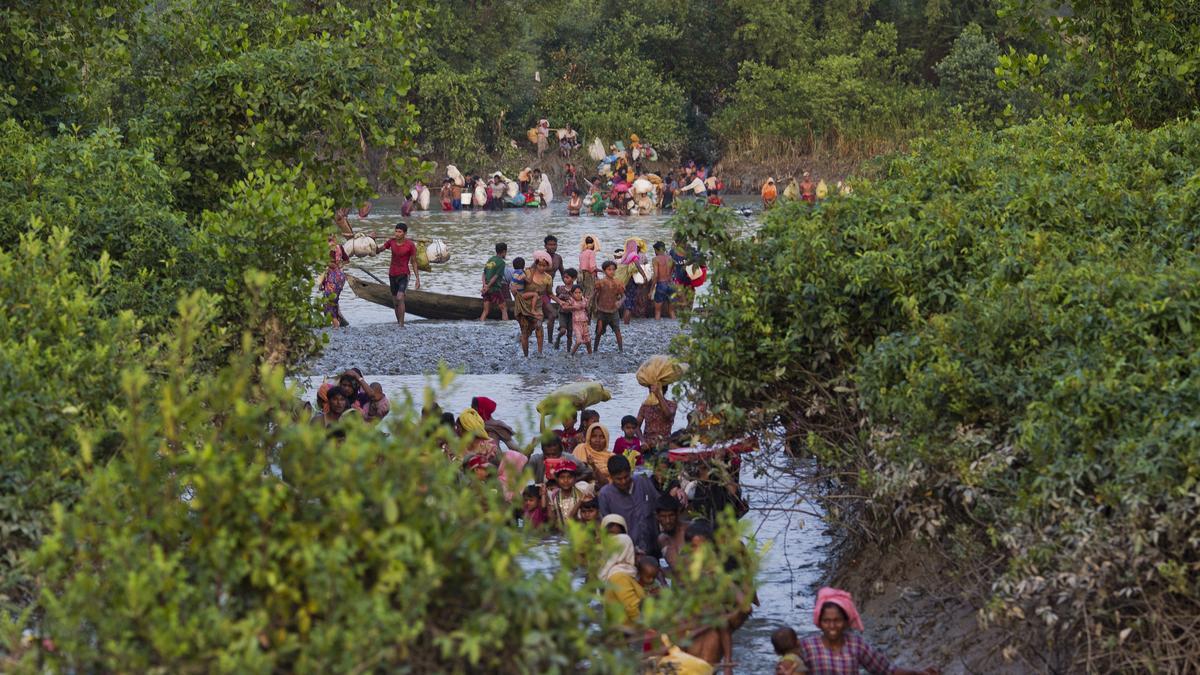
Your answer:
[797,587,939,675]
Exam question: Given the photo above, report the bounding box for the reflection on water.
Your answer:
[334,197,758,325]
[297,370,828,673]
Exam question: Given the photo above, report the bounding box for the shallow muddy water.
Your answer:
[331,195,758,325]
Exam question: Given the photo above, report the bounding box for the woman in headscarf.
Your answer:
[798,588,939,675]
[536,119,550,159]
[511,251,550,356]
[600,532,645,626]
[472,396,518,451]
[572,422,615,486]
[319,243,349,327]
[459,407,527,502]
[578,234,601,303]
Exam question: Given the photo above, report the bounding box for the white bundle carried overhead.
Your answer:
[447,164,464,187]
[632,178,655,195]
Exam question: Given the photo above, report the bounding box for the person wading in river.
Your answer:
[798,587,939,675]
[480,242,509,321]
[652,241,675,320]
[379,222,420,326]
[593,261,625,353]
[515,251,553,356]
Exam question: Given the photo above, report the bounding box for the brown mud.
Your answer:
[828,538,1035,674]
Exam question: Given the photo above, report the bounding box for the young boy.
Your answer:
[554,268,579,350]
[613,414,643,465]
[592,260,625,353]
[480,242,509,321]
[507,257,527,297]
[545,460,591,529]
[771,626,806,674]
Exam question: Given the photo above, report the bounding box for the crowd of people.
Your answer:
[403,147,733,217]
[306,371,937,674]
[480,233,703,356]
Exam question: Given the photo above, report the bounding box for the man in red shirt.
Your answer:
[379,222,420,326]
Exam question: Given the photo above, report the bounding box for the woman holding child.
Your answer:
[514,251,554,356]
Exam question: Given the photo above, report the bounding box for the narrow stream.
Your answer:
[307,196,831,672]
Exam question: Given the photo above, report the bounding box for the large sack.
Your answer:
[414,239,432,271]
[345,234,378,257]
[526,128,538,144]
[816,179,828,199]
[426,239,450,264]
[537,381,612,426]
[636,355,687,404]
[632,178,654,195]
[447,164,464,186]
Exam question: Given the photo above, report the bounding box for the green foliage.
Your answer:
[11,302,758,672]
[678,118,1200,670]
[0,121,189,323]
[713,21,939,154]
[998,0,1200,126]
[0,225,146,608]
[934,23,1003,120]
[135,0,425,211]
[191,168,332,363]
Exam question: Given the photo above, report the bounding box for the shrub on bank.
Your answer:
[677,117,1200,671]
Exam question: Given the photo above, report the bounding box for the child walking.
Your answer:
[562,286,592,355]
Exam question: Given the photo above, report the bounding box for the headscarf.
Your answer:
[459,407,487,438]
[580,234,602,252]
[572,422,614,481]
[532,250,553,268]
[813,587,865,631]
[600,513,629,533]
[600,533,638,581]
[472,396,498,421]
[621,239,641,265]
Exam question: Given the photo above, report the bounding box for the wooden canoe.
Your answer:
[346,275,692,321]
[347,276,514,320]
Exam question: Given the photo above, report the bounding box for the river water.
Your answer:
[309,196,831,672]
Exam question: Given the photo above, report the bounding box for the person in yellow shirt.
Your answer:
[600,531,645,626]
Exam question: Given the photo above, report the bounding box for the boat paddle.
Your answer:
[353,266,387,286]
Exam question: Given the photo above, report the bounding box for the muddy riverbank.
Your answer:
[307,318,684,377]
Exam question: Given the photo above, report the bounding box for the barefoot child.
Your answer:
[554,268,579,350]
[563,286,592,355]
[480,242,509,321]
[592,260,624,353]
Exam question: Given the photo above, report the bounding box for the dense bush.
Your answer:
[0,121,189,324]
[934,23,1003,121]
[0,226,146,607]
[677,118,1200,671]
[713,22,941,155]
